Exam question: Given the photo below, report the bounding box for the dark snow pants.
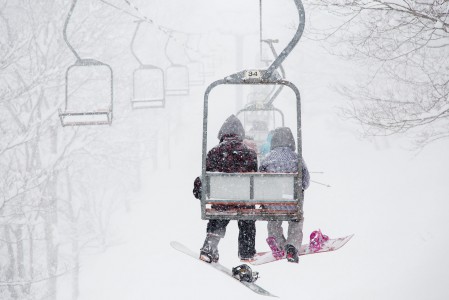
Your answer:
[206,219,256,258]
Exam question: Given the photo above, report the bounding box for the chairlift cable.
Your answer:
[98,0,142,20]
[97,0,202,55]
[120,0,203,53]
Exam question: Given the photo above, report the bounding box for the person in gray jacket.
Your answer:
[259,127,310,263]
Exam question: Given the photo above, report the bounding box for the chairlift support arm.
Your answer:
[63,0,81,61]
[164,33,175,65]
[261,39,285,106]
[130,20,145,66]
[262,0,305,80]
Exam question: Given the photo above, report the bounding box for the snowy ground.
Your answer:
[71,5,449,299]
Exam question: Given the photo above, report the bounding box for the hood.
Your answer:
[270,127,296,151]
[218,115,245,141]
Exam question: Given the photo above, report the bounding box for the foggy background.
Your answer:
[1,0,448,299]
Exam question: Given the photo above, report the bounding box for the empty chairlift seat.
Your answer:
[185,35,205,86]
[187,60,205,86]
[165,63,190,96]
[132,65,165,109]
[59,59,113,126]
[164,34,190,96]
[130,20,165,109]
[237,101,284,150]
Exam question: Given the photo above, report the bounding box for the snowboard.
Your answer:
[249,234,354,266]
[170,241,278,298]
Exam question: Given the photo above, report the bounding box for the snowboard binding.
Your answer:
[232,264,259,283]
[309,229,329,252]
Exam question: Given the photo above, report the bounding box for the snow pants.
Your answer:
[206,219,256,258]
[267,219,304,251]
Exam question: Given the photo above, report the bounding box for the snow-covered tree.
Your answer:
[308,0,449,148]
[0,1,158,298]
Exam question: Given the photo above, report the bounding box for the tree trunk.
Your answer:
[4,226,18,299]
[65,169,80,300]
[13,226,27,295]
[44,174,59,300]
[26,225,35,295]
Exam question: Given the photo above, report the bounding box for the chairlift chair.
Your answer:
[197,34,216,77]
[59,0,113,126]
[201,53,216,77]
[200,0,305,222]
[185,35,205,86]
[164,34,190,96]
[130,21,165,109]
[60,58,113,126]
[237,101,285,150]
[187,60,205,86]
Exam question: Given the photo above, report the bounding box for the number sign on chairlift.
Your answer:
[200,0,306,221]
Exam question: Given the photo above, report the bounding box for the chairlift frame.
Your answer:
[130,20,165,109]
[59,0,113,127]
[164,33,190,96]
[60,58,113,126]
[185,35,205,86]
[236,101,285,134]
[200,0,305,221]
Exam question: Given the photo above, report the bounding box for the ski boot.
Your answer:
[285,244,299,263]
[200,234,220,263]
[238,250,256,262]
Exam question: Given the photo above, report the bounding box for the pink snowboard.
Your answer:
[250,233,354,266]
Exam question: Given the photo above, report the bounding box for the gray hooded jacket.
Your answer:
[259,127,310,190]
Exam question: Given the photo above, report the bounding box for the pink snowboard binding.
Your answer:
[266,237,285,260]
[309,229,329,252]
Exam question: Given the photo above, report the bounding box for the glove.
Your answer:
[193,176,202,199]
